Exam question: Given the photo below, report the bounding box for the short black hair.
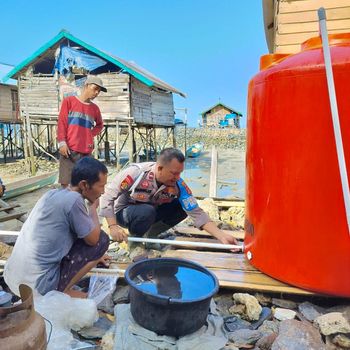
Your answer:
[71,157,108,186]
[158,148,185,165]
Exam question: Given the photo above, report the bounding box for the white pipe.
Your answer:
[318,7,350,234]
[128,237,243,251]
[0,230,243,250]
[91,267,125,274]
[0,230,19,236]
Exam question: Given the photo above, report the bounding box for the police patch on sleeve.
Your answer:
[120,175,134,191]
[177,178,198,211]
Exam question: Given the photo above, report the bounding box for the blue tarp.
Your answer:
[225,113,237,120]
[219,120,229,127]
[54,46,107,75]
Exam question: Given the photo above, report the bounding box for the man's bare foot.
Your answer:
[64,288,88,298]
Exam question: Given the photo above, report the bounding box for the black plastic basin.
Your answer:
[125,257,219,337]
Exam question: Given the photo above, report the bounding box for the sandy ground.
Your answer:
[0,148,245,231]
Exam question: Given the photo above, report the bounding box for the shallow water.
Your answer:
[183,149,245,199]
[133,265,216,300]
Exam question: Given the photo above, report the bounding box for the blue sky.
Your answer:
[1,0,268,127]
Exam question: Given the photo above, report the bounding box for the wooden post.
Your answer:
[93,137,99,159]
[172,127,177,148]
[153,127,157,160]
[24,99,36,175]
[128,121,133,162]
[105,126,110,163]
[116,120,120,169]
[184,108,188,154]
[209,146,218,198]
[0,124,6,163]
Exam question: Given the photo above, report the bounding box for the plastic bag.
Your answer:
[34,291,98,350]
[88,274,118,307]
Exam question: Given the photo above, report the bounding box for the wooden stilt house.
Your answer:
[3,30,185,167]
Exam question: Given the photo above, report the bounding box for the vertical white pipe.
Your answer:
[318,7,350,234]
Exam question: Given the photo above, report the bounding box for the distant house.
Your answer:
[0,63,18,122]
[201,102,242,128]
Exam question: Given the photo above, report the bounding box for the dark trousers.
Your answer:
[116,199,187,237]
[57,230,109,292]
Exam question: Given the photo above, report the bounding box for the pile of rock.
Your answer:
[172,127,246,151]
[215,292,350,349]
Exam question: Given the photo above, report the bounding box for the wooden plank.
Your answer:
[162,249,313,295]
[209,146,218,198]
[0,200,26,223]
[175,226,245,240]
[0,211,27,222]
[275,44,302,53]
[275,28,350,45]
[212,269,314,295]
[278,0,350,14]
[278,7,350,24]
[0,205,20,212]
[278,18,350,34]
[163,250,256,271]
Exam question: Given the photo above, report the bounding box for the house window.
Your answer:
[11,89,18,112]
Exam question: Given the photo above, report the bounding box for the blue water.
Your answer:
[133,266,216,300]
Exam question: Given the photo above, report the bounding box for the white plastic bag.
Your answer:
[34,291,98,350]
[88,274,118,307]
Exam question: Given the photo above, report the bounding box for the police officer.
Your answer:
[99,148,238,247]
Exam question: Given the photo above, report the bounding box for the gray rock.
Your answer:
[273,308,297,321]
[77,315,113,339]
[233,293,262,321]
[327,305,350,314]
[255,293,272,306]
[332,333,350,348]
[112,285,129,304]
[314,312,350,336]
[224,315,251,332]
[272,319,326,350]
[256,333,277,350]
[214,293,235,316]
[258,320,279,335]
[298,301,326,322]
[228,329,263,346]
[272,298,298,310]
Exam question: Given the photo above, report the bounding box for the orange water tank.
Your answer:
[245,34,350,297]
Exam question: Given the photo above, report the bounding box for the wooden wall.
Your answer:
[19,75,59,120]
[130,77,175,126]
[274,0,350,53]
[0,84,17,122]
[17,72,174,127]
[94,73,131,122]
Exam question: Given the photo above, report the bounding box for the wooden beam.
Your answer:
[209,146,218,198]
[0,212,27,223]
[0,200,26,223]
[0,205,20,212]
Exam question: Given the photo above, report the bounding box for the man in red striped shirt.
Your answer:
[57,76,106,187]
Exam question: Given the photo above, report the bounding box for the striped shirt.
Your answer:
[57,96,103,154]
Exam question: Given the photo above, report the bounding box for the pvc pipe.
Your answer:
[128,237,243,251]
[318,7,350,234]
[91,267,125,274]
[0,230,19,236]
